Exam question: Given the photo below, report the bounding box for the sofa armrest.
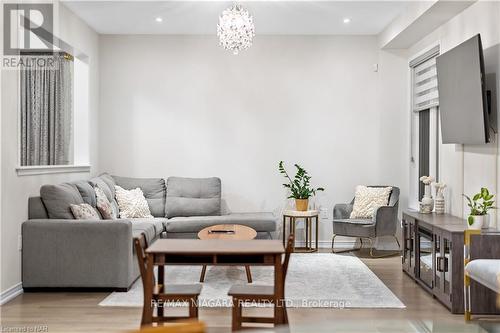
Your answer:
[22,219,134,288]
[373,206,398,236]
[333,203,353,220]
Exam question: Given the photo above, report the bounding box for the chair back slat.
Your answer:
[282,234,294,282]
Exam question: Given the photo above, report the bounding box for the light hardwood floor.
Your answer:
[0,250,490,333]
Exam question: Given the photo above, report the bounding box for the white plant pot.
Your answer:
[482,214,491,229]
[467,215,489,230]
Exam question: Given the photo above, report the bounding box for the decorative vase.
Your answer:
[295,199,309,211]
[434,194,445,214]
[467,215,486,230]
[420,185,434,214]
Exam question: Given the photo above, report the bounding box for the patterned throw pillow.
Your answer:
[115,185,153,219]
[350,186,392,219]
[95,186,118,219]
[70,203,101,220]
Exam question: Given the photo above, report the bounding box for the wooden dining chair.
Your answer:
[132,321,206,333]
[134,235,203,324]
[227,234,294,331]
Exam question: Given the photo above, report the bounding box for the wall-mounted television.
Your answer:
[436,34,491,144]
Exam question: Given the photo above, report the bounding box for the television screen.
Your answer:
[436,34,490,144]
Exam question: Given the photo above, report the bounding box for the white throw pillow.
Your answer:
[350,186,392,219]
[115,185,153,219]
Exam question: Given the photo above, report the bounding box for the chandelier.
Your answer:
[217,3,255,55]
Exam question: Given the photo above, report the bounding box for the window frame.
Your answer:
[409,43,441,209]
[15,52,91,176]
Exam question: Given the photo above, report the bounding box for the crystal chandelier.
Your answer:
[217,3,255,55]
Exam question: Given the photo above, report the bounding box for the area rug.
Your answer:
[99,253,405,308]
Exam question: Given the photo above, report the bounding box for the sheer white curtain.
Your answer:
[20,53,73,166]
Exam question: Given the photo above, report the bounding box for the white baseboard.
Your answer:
[0,283,23,305]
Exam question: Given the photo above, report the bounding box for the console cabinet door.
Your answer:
[434,230,453,308]
[402,217,416,278]
[416,225,434,289]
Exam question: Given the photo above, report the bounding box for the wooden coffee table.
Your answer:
[197,224,257,283]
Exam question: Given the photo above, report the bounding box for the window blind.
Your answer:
[411,45,440,112]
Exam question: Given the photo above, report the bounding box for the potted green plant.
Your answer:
[278,161,324,211]
[463,188,496,229]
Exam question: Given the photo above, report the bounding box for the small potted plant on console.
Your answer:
[463,187,496,229]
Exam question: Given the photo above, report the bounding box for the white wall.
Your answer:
[99,35,408,246]
[408,1,500,225]
[0,3,100,297]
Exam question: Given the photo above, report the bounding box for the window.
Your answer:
[409,45,440,208]
[19,52,74,166]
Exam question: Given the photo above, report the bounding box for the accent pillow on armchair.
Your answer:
[350,185,392,219]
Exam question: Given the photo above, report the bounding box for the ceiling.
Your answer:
[62,1,411,35]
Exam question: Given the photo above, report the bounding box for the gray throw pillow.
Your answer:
[166,177,221,218]
[40,183,85,219]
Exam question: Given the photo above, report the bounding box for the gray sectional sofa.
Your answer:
[22,174,276,290]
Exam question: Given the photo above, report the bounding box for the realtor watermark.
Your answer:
[2,2,54,69]
[152,299,349,309]
[0,326,48,333]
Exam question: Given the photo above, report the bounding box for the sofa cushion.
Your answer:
[332,219,376,238]
[332,218,374,225]
[89,174,113,202]
[40,183,85,219]
[164,213,276,233]
[71,180,97,207]
[131,218,167,243]
[166,177,221,218]
[465,259,500,293]
[89,173,119,215]
[113,175,166,218]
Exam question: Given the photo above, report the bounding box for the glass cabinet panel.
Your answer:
[434,233,441,289]
[443,237,452,295]
[418,227,433,288]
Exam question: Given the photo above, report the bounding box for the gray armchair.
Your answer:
[332,186,400,257]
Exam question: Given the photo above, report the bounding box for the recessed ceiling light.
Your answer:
[343,18,351,24]
[155,17,163,23]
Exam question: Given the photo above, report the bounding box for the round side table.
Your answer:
[282,210,319,252]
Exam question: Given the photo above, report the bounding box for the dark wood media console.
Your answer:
[402,210,500,314]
